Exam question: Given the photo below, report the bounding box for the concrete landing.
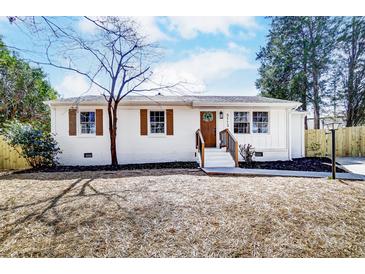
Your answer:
[337,157,365,176]
[202,167,365,181]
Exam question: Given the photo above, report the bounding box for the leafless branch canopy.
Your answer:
[14,16,183,104]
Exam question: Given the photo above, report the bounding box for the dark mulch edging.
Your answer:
[239,157,347,173]
[16,161,199,173]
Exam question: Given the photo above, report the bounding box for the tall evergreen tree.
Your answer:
[336,17,365,126]
[256,17,338,129]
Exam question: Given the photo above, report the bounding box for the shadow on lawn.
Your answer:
[0,168,205,258]
[0,176,142,246]
[0,178,89,243]
[0,171,197,257]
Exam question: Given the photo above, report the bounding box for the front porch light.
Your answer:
[219,111,223,119]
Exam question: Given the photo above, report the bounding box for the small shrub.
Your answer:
[239,144,255,163]
[2,120,61,167]
[309,142,322,157]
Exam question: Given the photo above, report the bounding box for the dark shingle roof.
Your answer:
[47,95,300,106]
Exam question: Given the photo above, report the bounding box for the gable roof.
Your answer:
[46,95,301,108]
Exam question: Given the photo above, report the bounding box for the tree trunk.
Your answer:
[312,70,321,129]
[301,26,309,130]
[313,102,320,129]
[302,67,309,130]
[346,18,356,127]
[108,101,118,166]
[300,72,308,129]
[302,97,308,130]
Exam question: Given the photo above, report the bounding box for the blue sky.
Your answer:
[0,16,270,98]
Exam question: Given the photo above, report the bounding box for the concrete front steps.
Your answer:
[204,148,236,168]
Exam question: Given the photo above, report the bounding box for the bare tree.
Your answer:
[12,16,180,166]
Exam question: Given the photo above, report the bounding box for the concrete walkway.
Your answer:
[202,167,365,180]
[337,157,365,175]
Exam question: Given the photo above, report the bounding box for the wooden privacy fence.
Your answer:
[0,136,30,170]
[305,126,365,157]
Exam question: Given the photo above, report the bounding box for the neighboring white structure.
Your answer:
[306,115,346,129]
[47,95,306,167]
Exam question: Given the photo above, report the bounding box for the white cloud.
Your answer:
[77,16,258,42]
[237,30,257,40]
[133,17,171,42]
[227,41,249,53]
[227,41,239,49]
[56,73,102,98]
[166,16,258,39]
[152,49,256,93]
[78,17,98,34]
[78,16,170,42]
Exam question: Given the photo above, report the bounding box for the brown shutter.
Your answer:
[96,109,103,136]
[140,109,148,135]
[68,109,77,136]
[166,109,174,135]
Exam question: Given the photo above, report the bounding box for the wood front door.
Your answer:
[200,111,216,147]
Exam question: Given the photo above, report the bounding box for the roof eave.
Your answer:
[46,101,107,107]
[192,102,301,108]
[47,100,193,107]
[46,99,302,109]
[121,101,192,106]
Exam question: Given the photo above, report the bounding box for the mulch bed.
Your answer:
[10,158,347,174]
[239,157,347,173]
[15,161,199,173]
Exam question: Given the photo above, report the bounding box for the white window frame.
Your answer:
[78,110,96,136]
[252,111,270,134]
[148,110,166,136]
[233,111,250,134]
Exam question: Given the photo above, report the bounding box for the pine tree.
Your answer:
[256,17,338,129]
[336,17,365,126]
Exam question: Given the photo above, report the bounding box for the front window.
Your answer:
[150,111,165,134]
[252,112,269,133]
[80,112,96,134]
[234,112,250,134]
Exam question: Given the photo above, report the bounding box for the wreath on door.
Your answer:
[203,112,214,122]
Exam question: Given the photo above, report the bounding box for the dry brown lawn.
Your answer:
[0,169,365,257]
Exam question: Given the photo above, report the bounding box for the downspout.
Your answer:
[287,109,292,160]
[53,107,57,135]
[301,113,306,157]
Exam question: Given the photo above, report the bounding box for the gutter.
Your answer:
[45,100,193,107]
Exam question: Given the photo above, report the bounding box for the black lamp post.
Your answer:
[325,121,342,180]
[330,128,336,179]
